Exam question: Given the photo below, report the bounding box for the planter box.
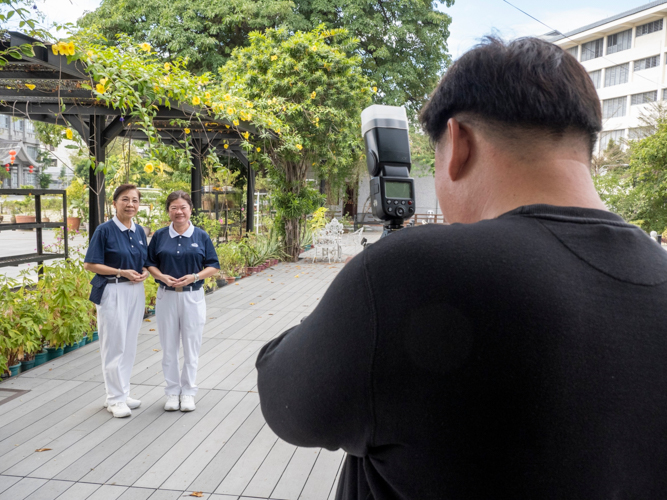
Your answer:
[67,217,81,231]
[21,359,35,372]
[9,362,21,377]
[63,343,79,354]
[15,215,36,224]
[92,331,99,342]
[46,346,63,360]
[34,350,48,367]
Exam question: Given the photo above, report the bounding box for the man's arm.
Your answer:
[256,253,377,455]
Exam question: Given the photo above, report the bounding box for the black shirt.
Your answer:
[256,205,667,500]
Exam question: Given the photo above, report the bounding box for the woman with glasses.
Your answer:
[84,184,149,418]
[146,191,219,412]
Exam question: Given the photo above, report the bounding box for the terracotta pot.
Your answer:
[225,277,236,284]
[67,217,81,232]
[15,215,36,224]
[42,217,50,223]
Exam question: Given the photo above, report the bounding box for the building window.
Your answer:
[604,63,629,87]
[635,55,660,71]
[606,29,632,55]
[631,91,657,105]
[663,88,667,100]
[566,46,578,60]
[27,145,39,160]
[581,38,603,61]
[589,70,602,89]
[0,116,8,129]
[25,120,34,134]
[14,119,24,132]
[602,97,628,119]
[599,129,625,152]
[637,19,663,37]
[629,127,654,140]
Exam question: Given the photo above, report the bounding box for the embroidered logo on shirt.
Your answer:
[138,241,144,245]
[191,243,199,247]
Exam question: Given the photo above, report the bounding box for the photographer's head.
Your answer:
[420,37,605,224]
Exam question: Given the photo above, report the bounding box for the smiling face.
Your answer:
[168,197,192,225]
[113,189,140,220]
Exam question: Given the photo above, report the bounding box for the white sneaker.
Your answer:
[180,395,196,412]
[164,395,180,411]
[104,397,141,409]
[107,402,131,418]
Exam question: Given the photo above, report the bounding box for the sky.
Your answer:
[25,0,662,59]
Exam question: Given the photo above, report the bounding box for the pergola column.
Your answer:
[232,150,254,233]
[190,139,207,212]
[88,114,106,239]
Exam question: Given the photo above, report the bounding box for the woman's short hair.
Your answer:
[419,37,602,154]
[166,190,194,211]
[113,184,141,202]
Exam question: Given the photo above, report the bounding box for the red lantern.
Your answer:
[8,150,16,156]
[28,165,33,173]
[5,164,9,172]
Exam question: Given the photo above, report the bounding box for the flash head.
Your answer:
[361,105,411,177]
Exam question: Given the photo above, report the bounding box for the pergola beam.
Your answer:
[6,31,88,80]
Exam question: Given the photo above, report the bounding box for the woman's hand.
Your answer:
[159,274,179,287]
[120,269,143,281]
[133,268,150,283]
[173,274,196,287]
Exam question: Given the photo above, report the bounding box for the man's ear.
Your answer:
[447,118,471,182]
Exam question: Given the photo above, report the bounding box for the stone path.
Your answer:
[0,262,350,500]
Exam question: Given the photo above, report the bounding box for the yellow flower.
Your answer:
[51,44,59,55]
[246,101,253,108]
[243,131,250,139]
[57,41,68,55]
[95,83,106,94]
[100,78,108,86]
[225,124,230,129]
[372,86,378,93]
[162,76,170,84]
[192,96,201,106]
[139,43,151,52]
[310,91,316,99]
[25,84,35,90]
[154,85,160,92]
[184,128,190,134]
[276,128,281,134]
[66,42,75,55]
[86,50,94,58]
[224,94,231,101]
[164,62,171,71]
[227,107,234,115]
[144,162,154,173]
[271,55,278,61]
[256,147,261,152]
[224,144,229,149]
[311,45,317,51]
[205,92,211,100]
[233,119,239,126]
[65,128,73,140]
[296,144,303,151]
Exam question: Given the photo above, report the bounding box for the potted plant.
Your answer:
[66,178,88,231]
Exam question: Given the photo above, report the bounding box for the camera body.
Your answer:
[361,105,415,225]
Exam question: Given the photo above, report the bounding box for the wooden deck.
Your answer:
[0,262,347,500]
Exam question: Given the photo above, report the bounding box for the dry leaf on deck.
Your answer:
[249,303,255,305]
[153,349,161,352]
[149,329,156,331]
[35,448,52,452]
[189,493,204,498]
[144,319,151,322]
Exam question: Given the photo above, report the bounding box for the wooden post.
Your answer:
[88,114,106,240]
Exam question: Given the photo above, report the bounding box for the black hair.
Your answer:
[165,190,193,211]
[419,37,602,153]
[113,184,141,202]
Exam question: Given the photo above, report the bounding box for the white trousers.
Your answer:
[155,287,206,396]
[96,281,145,405]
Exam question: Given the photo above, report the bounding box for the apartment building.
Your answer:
[544,0,667,152]
[0,116,43,189]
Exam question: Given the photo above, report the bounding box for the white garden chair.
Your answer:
[312,228,338,263]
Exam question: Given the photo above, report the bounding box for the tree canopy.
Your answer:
[78,0,453,115]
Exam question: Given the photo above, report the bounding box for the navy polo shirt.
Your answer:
[146,222,219,287]
[84,216,147,274]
